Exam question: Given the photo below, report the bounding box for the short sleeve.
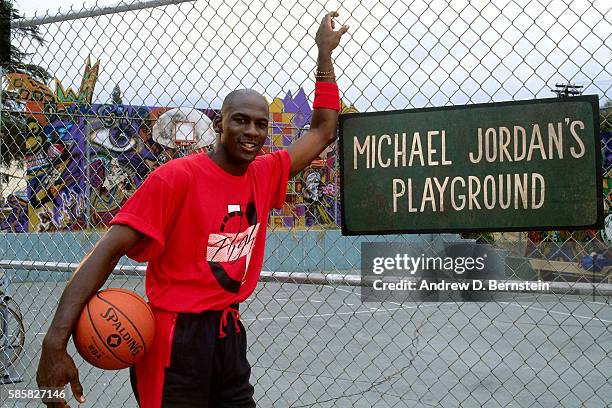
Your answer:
[253,150,292,209]
[109,170,183,262]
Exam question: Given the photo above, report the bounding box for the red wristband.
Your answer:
[313,82,341,112]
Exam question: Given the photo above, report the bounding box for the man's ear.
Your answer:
[213,114,223,135]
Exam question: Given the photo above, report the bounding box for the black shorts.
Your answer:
[130,305,255,408]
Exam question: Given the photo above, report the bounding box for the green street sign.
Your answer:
[339,95,603,235]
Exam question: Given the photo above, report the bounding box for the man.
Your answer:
[36,10,349,408]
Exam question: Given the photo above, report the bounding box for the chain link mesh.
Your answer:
[1,0,611,406]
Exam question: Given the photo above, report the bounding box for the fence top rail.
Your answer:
[2,259,612,295]
[11,0,195,29]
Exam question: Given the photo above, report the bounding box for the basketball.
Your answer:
[73,288,155,370]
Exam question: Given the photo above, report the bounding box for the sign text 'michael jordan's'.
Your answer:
[339,95,603,235]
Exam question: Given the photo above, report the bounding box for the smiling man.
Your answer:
[213,89,270,169]
[36,10,349,408]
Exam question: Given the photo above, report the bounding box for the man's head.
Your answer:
[213,89,269,165]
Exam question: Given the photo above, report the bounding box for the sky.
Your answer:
[11,0,612,110]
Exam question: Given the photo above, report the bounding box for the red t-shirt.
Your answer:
[109,150,291,312]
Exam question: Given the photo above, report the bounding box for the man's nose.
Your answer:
[244,121,258,137]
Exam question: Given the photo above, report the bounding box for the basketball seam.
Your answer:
[96,293,149,355]
[85,302,132,367]
[103,289,154,321]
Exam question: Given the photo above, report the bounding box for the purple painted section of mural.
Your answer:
[0,192,28,232]
[282,88,312,129]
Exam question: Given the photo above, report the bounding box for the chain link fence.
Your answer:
[1,0,611,406]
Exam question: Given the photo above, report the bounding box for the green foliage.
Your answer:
[1,0,50,165]
[111,83,122,105]
[602,99,612,134]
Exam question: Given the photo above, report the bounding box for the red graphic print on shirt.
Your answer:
[207,202,258,293]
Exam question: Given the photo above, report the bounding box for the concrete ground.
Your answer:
[1,277,610,407]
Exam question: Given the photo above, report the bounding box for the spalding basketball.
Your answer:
[73,288,155,370]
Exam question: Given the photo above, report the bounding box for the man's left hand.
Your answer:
[316,11,349,55]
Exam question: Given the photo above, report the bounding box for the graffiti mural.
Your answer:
[1,60,361,232]
[2,58,216,232]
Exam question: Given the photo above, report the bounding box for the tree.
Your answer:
[1,0,50,165]
[601,99,612,134]
[111,83,122,105]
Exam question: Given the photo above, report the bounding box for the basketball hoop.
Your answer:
[152,108,216,152]
[173,120,196,146]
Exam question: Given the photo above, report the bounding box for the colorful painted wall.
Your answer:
[526,130,612,261]
[0,58,356,232]
[265,91,358,228]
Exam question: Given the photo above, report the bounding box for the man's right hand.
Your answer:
[34,225,143,406]
[37,340,85,407]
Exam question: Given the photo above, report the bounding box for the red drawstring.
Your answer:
[218,307,241,339]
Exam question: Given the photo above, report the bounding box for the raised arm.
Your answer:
[36,225,143,407]
[286,11,349,178]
